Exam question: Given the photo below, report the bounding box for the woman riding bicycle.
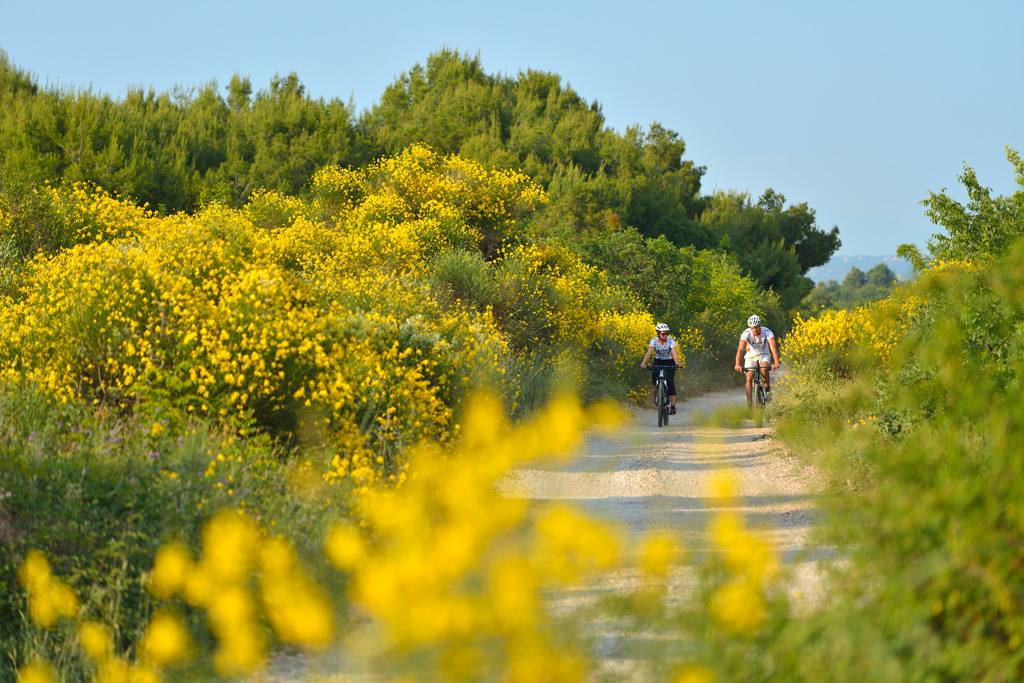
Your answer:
[734,314,780,407]
[640,323,682,415]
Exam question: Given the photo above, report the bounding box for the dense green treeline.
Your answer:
[0,55,354,210]
[800,262,898,314]
[0,49,839,312]
[569,228,783,361]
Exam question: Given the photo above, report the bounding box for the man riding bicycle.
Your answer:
[640,322,682,415]
[734,315,780,406]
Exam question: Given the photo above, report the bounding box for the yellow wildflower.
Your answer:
[673,665,716,683]
[709,577,767,635]
[148,543,191,599]
[140,612,191,667]
[324,523,366,570]
[78,620,113,661]
[638,530,683,578]
[16,661,56,683]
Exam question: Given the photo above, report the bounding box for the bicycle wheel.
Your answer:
[656,381,667,427]
[754,382,767,408]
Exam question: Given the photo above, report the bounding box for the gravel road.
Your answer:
[502,385,825,570]
[264,385,827,682]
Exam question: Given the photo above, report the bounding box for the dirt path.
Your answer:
[264,386,825,681]
[497,386,827,677]
[502,386,824,571]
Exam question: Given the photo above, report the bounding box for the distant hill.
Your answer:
[807,255,914,284]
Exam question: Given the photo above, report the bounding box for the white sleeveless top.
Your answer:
[648,336,676,361]
[741,327,774,360]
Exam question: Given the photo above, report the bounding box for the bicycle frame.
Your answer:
[745,364,770,408]
[652,364,673,427]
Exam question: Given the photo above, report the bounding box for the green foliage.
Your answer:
[569,225,783,363]
[698,189,840,310]
[328,49,716,249]
[0,55,355,213]
[428,249,501,311]
[0,382,348,678]
[896,242,927,272]
[710,158,1024,681]
[762,251,1024,679]
[800,263,899,314]
[904,146,1024,264]
[0,49,838,313]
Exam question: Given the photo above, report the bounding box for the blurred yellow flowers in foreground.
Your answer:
[16,395,781,680]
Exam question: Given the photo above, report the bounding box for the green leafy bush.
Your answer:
[0,381,349,678]
[759,154,1024,680]
[568,225,783,378]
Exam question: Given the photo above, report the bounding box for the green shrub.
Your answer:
[567,226,783,367]
[0,382,348,679]
[428,249,500,311]
[759,242,1024,682]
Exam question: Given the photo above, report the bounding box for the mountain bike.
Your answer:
[653,365,672,427]
[748,365,770,409]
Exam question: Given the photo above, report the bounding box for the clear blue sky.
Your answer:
[2,0,1021,255]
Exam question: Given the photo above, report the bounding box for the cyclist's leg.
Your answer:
[665,366,678,413]
[743,367,754,404]
[759,361,770,391]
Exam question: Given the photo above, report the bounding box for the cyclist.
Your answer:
[640,322,682,415]
[734,314,780,406]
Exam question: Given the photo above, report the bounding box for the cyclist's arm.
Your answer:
[734,339,747,372]
[768,336,781,369]
[671,344,681,367]
[640,345,654,368]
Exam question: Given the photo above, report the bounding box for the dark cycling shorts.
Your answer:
[650,361,677,397]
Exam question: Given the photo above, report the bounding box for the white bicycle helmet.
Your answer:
[655,322,670,333]
[747,314,762,327]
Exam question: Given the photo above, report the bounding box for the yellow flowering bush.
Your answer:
[490,242,664,370]
[0,150,552,483]
[784,258,978,372]
[312,144,546,255]
[784,293,925,370]
[36,182,154,246]
[784,307,872,369]
[0,146,666,484]
[0,182,155,296]
[593,310,657,374]
[922,258,977,274]
[243,188,309,230]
